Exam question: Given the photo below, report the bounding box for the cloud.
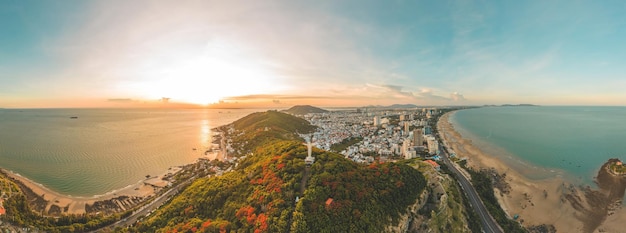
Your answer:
[329,83,467,105]
[222,94,333,101]
[107,98,134,102]
[450,92,466,101]
[364,84,415,99]
[28,1,473,106]
[413,89,464,102]
[215,83,468,107]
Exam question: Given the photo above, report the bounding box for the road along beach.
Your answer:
[438,111,626,233]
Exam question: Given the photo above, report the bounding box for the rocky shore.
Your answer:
[563,158,626,232]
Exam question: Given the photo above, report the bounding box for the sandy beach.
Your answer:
[0,166,181,215]
[438,111,626,233]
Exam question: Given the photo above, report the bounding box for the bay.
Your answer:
[451,106,626,185]
[0,108,259,196]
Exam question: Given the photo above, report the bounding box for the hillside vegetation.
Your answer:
[0,171,131,232]
[127,111,426,233]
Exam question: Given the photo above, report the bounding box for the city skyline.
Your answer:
[2,0,626,108]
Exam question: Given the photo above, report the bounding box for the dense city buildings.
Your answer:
[302,108,442,163]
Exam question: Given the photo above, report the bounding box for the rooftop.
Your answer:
[425,160,440,167]
[325,198,334,207]
[0,200,5,215]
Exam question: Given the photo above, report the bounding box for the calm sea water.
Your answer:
[451,106,626,185]
[0,108,259,196]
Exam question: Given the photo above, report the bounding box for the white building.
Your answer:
[402,138,413,159]
[425,135,439,155]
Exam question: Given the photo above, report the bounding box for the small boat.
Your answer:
[70,116,78,119]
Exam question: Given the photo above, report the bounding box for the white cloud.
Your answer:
[450,92,466,101]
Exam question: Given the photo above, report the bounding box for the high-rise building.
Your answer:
[373,116,380,126]
[424,126,432,135]
[403,121,410,134]
[413,129,424,146]
[426,135,439,155]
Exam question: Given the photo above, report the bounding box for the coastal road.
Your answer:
[439,146,503,233]
[95,175,197,232]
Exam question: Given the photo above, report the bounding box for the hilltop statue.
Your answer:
[304,134,315,166]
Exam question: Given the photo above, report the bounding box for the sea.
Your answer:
[450,106,626,186]
[0,108,261,197]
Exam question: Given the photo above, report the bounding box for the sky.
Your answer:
[1,0,626,108]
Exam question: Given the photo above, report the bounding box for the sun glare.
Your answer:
[123,41,281,105]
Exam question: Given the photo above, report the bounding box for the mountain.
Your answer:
[388,104,419,109]
[131,111,427,233]
[227,111,317,152]
[363,104,419,109]
[282,105,329,115]
[232,110,316,135]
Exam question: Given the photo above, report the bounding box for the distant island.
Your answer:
[282,105,329,115]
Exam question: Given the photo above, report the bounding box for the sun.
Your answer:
[123,41,281,105]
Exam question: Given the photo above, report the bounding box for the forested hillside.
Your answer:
[126,111,426,233]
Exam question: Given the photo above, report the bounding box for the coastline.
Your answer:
[0,109,239,217]
[0,166,181,215]
[437,112,588,232]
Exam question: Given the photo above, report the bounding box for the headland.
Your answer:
[438,111,626,233]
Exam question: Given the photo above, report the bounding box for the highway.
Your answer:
[438,146,504,233]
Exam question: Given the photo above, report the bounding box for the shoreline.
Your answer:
[447,115,572,182]
[438,111,626,232]
[0,165,181,215]
[0,115,232,216]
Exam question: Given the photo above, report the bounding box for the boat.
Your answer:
[70,116,78,119]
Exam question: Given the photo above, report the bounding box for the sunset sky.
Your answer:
[2,0,626,108]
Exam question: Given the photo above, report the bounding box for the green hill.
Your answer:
[232,110,316,135]
[128,111,426,233]
[282,105,329,115]
[226,111,317,154]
